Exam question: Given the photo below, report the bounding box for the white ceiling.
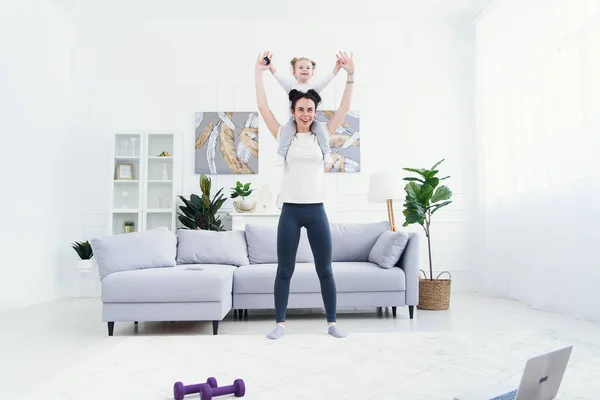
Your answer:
[54,0,494,25]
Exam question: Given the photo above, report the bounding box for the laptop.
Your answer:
[454,345,573,400]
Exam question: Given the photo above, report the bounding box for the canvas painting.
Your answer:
[194,112,258,174]
[316,109,360,173]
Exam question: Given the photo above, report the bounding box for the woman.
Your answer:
[255,50,355,340]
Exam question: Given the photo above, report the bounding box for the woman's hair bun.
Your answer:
[306,89,322,104]
[288,89,322,109]
[288,89,302,102]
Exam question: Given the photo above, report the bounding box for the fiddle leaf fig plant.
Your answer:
[402,159,453,280]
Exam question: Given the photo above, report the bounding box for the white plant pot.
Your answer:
[233,199,256,213]
[77,259,94,272]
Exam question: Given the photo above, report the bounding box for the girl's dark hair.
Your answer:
[289,89,322,111]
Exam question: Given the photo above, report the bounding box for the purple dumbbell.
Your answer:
[173,377,218,400]
[198,378,245,400]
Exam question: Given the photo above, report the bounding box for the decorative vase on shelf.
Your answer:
[258,183,272,211]
[161,163,169,180]
[122,191,129,209]
[130,138,137,156]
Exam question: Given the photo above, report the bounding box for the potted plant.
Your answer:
[230,181,256,212]
[402,159,453,310]
[123,220,135,233]
[178,174,227,231]
[71,240,94,271]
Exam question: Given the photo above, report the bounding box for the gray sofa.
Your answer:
[92,221,419,336]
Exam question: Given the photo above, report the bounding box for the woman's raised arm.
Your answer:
[255,51,280,140]
[327,51,355,135]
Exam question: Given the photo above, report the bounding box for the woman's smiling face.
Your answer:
[292,98,316,130]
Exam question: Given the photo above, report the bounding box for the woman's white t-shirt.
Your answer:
[277,128,325,204]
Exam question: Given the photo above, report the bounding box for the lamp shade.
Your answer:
[368,172,404,203]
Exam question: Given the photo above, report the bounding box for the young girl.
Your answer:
[267,53,344,168]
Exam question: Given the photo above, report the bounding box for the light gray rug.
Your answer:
[26,329,600,399]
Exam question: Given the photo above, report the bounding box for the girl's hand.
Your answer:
[256,51,272,72]
[336,51,354,74]
[334,57,343,73]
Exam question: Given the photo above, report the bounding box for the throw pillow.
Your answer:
[176,229,250,266]
[91,227,177,280]
[368,230,410,269]
[244,224,314,264]
[330,221,390,262]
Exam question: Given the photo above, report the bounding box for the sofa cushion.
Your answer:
[176,229,249,266]
[330,221,390,262]
[245,224,314,264]
[369,230,410,268]
[101,265,235,303]
[233,262,405,294]
[91,227,177,281]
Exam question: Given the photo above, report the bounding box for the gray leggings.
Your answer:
[275,202,337,323]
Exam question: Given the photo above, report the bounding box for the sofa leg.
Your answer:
[243,309,248,320]
[212,321,219,335]
[409,305,414,319]
[392,306,397,317]
[107,322,114,336]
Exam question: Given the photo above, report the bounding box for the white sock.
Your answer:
[267,324,286,340]
[328,324,346,338]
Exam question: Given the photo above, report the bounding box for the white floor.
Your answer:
[2,293,600,399]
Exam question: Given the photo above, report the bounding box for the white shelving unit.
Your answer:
[109,133,181,235]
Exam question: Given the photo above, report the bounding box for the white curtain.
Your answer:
[474,0,600,321]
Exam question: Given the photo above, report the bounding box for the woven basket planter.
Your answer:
[417,270,451,310]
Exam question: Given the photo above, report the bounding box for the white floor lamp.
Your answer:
[368,172,404,231]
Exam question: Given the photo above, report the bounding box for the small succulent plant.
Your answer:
[71,240,93,260]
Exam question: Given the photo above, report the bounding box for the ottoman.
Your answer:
[101,265,236,336]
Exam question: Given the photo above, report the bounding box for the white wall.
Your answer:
[66,1,479,290]
[65,1,480,291]
[0,0,75,311]
[474,0,600,320]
